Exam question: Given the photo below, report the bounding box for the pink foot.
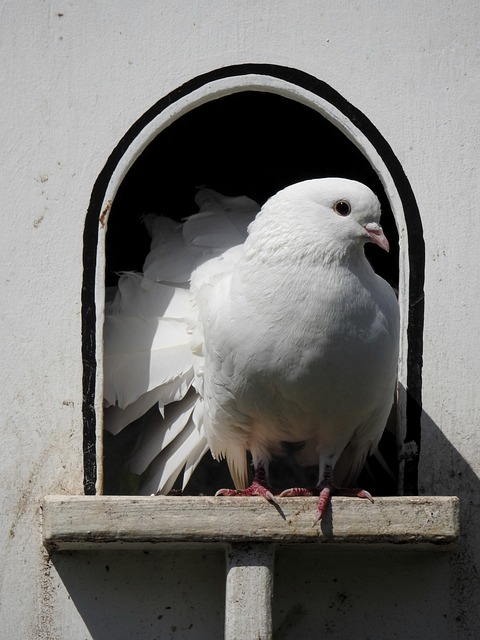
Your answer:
[313,485,332,525]
[280,464,374,525]
[312,485,374,525]
[215,480,277,504]
[336,487,374,501]
[279,485,334,525]
[215,465,278,505]
[279,487,316,497]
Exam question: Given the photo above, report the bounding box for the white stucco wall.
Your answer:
[1,1,479,638]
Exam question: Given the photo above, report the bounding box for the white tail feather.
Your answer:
[143,215,198,284]
[103,315,193,408]
[104,372,193,435]
[139,418,207,496]
[182,442,210,489]
[226,445,250,490]
[104,189,259,494]
[110,272,192,320]
[128,392,197,474]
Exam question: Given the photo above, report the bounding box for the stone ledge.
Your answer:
[42,495,459,550]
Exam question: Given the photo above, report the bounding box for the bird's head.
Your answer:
[249,178,390,262]
[307,177,389,253]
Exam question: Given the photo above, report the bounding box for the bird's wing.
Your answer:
[328,275,399,486]
[103,190,259,494]
[332,404,394,487]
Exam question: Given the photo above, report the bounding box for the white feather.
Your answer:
[110,272,192,320]
[143,215,198,284]
[184,189,258,250]
[103,315,193,408]
[128,392,197,474]
[104,372,193,435]
[138,417,207,496]
[104,179,398,502]
[197,178,399,490]
[103,189,259,494]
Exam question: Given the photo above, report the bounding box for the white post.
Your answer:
[225,543,275,640]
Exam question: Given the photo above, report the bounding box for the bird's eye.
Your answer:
[334,200,351,216]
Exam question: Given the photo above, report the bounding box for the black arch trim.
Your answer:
[82,63,424,495]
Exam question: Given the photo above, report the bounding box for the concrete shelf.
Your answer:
[42,495,459,551]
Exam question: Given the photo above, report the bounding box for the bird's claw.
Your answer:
[279,487,315,497]
[215,488,241,497]
[215,482,279,505]
[311,485,332,526]
[311,486,374,526]
[352,488,374,503]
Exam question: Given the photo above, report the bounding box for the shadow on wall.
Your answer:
[50,548,226,640]
[52,413,480,640]
[419,408,480,639]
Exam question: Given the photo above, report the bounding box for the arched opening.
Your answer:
[105,91,398,290]
[82,65,424,500]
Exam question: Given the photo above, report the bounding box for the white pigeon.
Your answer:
[104,178,399,522]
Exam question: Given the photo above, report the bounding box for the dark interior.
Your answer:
[104,90,399,497]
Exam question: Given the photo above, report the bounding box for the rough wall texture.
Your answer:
[1,1,479,638]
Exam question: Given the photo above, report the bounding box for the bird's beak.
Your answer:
[364,222,390,252]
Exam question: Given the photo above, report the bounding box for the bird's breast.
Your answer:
[205,263,397,441]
